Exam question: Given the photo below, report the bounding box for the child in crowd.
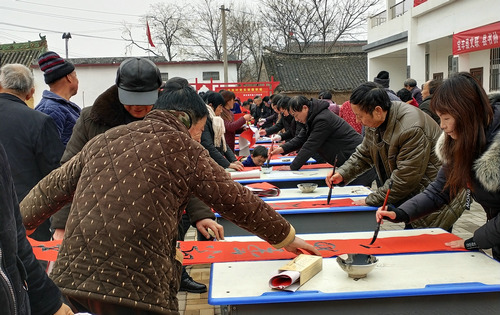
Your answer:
[242,145,269,167]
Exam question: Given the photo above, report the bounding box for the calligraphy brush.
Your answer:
[266,140,274,168]
[326,154,338,205]
[369,179,393,245]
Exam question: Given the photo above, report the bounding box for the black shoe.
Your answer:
[179,276,207,293]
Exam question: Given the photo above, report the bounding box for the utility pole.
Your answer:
[220,5,230,83]
[62,32,72,59]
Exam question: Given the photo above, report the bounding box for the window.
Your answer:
[203,71,220,81]
[448,55,458,77]
[161,72,168,82]
[470,67,483,86]
[490,48,500,91]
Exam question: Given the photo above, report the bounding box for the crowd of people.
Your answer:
[1,51,499,314]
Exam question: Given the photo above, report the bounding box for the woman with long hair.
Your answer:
[377,72,500,261]
[201,91,244,171]
[219,90,252,152]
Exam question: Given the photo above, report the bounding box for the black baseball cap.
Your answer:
[116,57,162,105]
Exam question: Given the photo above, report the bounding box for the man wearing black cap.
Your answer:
[36,51,81,146]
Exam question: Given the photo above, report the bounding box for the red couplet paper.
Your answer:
[240,128,256,148]
[29,233,466,265]
[267,198,356,210]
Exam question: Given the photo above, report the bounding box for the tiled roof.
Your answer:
[261,50,367,93]
[0,39,47,67]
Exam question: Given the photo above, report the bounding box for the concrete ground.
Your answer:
[177,202,488,315]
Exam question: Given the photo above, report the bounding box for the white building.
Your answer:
[365,0,500,93]
[32,57,241,108]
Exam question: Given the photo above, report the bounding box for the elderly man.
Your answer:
[404,78,423,105]
[36,51,80,145]
[419,79,442,124]
[326,81,466,231]
[0,63,64,242]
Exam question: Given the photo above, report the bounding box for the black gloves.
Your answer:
[385,204,410,223]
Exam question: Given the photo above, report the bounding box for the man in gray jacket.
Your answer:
[326,82,466,230]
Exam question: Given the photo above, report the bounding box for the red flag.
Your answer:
[146,21,155,47]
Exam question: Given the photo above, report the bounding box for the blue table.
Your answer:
[216,197,377,236]
[235,168,330,189]
[209,229,500,315]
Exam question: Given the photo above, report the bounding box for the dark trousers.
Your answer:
[65,295,163,315]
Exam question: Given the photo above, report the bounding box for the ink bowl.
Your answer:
[261,166,273,174]
[336,253,378,278]
[297,183,318,193]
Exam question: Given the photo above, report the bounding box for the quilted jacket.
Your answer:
[20,109,295,314]
[338,101,466,230]
[35,90,81,146]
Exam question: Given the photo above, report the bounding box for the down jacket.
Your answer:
[280,99,363,170]
[338,101,466,230]
[20,110,295,314]
[35,90,81,146]
[50,85,146,230]
[400,99,500,261]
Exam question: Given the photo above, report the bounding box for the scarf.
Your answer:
[207,105,227,152]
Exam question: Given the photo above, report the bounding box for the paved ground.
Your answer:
[177,202,487,315]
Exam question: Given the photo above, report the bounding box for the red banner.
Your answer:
[413,0,427,6]
[29,233,465,265]
[453,21,500,55]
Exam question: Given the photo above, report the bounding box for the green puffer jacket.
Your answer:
[338,101,466,230]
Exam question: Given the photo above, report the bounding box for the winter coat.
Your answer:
[338,101,466,230]
[0,144,62,315]
[51,85,215,231]
[221,107,247,152]
[201,116,238,168]
[20,110,295,314]
[0,93,65,201]
[400,100,500,260]
[419,96,440,124]
[339,101,362,134]
[411,86,423,105]
[280,99,363,170]
[50,85,142,230]
[280,116,301,141]
[264,113,289,137]
[35,90,81,145]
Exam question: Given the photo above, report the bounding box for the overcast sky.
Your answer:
[1,0,384,60]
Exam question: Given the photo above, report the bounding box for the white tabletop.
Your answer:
[210,229,500,305]
[263,185,372,200]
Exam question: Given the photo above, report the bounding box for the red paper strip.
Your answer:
[267,198,355,210]
[245,182,279,190]
[29,234,465,265]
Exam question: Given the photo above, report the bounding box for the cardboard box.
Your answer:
[278,254,322,286]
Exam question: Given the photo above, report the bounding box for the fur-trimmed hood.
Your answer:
[89,85,136,127]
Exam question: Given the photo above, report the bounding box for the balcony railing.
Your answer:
[391,0,413,18]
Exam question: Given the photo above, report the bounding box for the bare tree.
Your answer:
[182,0,223,61]
[261,0,317,52]
[121,3,187,61]
[262,0,380,53]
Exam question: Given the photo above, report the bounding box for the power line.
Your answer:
[15,0,142,18]
[0,6,141,27]
[0,22,142,43]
